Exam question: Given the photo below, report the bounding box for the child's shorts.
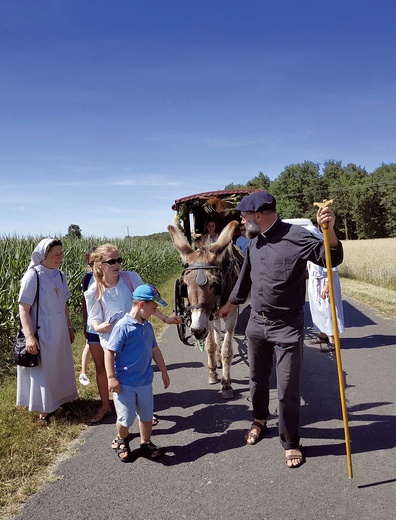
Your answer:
[113,384,153,428]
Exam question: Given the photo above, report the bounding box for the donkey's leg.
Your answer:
[213,318,222,368]
[220,307,238,399]
[205,325,219,384]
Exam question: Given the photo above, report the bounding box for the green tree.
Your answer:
[224,182,248,189]
[246,172,271,190]
[65,224,83,239]
[322,161,368,239]
[223,160,395,239]
[224,172,271,190]
[270,161,323,221]
[353,178,384,238]
[369,163,396,237]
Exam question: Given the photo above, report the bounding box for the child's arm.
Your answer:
[152,346,170,389]
[153,309,182,325]
[104,349,121,393]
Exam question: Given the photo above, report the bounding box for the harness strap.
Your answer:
[183,263,222,272]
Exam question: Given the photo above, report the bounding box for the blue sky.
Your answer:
[1,0,395,238]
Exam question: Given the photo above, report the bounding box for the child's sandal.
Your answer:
[113,437,130,462]
[140,440,162,460]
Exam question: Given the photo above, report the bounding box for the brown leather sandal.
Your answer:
[320,343,335,353]
[285,447,304,468]
[90,407,112,424]
[244,420,267,445]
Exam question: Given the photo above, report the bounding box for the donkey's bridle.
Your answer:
[181,263,223,316]
[183,263,222,284]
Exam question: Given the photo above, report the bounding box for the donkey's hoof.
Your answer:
[221,387,234,399]
[208,372,219,384]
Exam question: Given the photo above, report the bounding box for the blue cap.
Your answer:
[236,191,276,212]
[132,284,168,306]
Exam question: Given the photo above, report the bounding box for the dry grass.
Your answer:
[340,278,396,318]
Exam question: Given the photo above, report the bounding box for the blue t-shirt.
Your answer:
[236,235,249,255]
[106,314,157,387]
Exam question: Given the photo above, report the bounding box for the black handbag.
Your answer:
[14,270,40,367]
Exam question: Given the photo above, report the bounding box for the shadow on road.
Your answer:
[151,298,395,467]
[304,300,394,349]
[301,334,396,458]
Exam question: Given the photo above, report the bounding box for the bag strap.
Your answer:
[19,269,40,333]
[83,272,93,292]
[33,269,40,333]
[120,271,134,294]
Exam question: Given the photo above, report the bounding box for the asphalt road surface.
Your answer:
[12,297,396,520]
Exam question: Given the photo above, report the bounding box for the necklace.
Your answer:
[43,269,60,298]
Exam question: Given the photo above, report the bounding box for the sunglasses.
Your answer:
[102,257,123,265]
[88,262,94,268]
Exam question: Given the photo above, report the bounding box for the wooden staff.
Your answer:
[314,199,353,480]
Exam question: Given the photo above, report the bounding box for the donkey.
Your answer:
[168,221,242,399]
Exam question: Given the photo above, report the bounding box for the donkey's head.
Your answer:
[168,220,239,340]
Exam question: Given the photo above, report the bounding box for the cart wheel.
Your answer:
[174,278,187,343]
[174,278,191,345]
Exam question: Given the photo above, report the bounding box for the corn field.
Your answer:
[0,234,181,377]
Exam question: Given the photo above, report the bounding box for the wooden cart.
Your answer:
[171,188,259,343]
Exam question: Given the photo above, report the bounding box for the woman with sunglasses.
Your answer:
[84,243,179,424]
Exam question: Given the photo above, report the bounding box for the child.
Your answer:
[79,247,99,386]
[104,284,170,462]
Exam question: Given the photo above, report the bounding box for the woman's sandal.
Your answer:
[310,335,329,345]
[90,407,112,424]
[152,415,159,426]
[140,440,162,460]
[36,414,51,426]
[244,420,267,445]
[113,437,131,462]
[285,447,304,468]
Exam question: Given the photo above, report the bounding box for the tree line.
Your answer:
[225,161,396,240]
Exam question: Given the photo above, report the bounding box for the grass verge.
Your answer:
[340,277,396,319]
[0,268,181,519]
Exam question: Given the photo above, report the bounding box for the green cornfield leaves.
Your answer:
[0,234,181,379]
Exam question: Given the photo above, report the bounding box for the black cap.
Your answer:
[236,191,276,212]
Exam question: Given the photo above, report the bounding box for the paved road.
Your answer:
[13,297,396,520]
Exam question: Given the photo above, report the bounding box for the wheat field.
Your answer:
[337,237,396,291]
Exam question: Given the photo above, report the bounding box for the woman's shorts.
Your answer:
[113,384,153,428]
[86,331,100,344]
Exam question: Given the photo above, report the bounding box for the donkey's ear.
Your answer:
[168,225,194,262]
